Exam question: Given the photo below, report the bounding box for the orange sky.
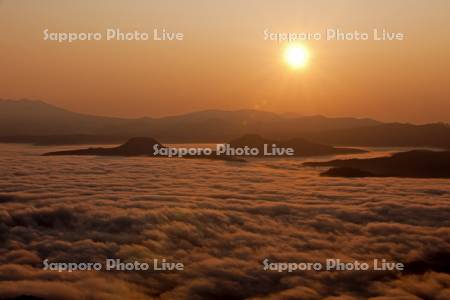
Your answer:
[1,0,449,123]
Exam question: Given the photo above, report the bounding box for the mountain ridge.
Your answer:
[1,99,450,148]
[0,99,380,140]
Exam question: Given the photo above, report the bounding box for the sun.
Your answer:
[284,44,309,69]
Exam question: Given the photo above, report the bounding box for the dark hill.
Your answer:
[43,137,162,156]
[321,167,375,178]
[42,138,245,162]
[304,150,450,178]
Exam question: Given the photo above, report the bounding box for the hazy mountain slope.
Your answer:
[0,99,381,142]
[0,99,132,135]
[2,99,450,148]
[306,123,450,149]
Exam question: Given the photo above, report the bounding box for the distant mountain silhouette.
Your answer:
[0,99,380,143]
[304,150,450,178]
[306,123,450,149]
[0,134,127,146]
[2,99,450,148]
[0,99,140,136]
[228,134,365,156]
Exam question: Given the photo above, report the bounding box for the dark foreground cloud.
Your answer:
[0,145,449,299]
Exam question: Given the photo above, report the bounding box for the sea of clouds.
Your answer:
[0,144,449,299]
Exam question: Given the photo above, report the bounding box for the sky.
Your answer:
[1,0,449,123]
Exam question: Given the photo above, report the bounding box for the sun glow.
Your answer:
[284,44,309,69]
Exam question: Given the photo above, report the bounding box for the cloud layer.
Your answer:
[0,144,449,299]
